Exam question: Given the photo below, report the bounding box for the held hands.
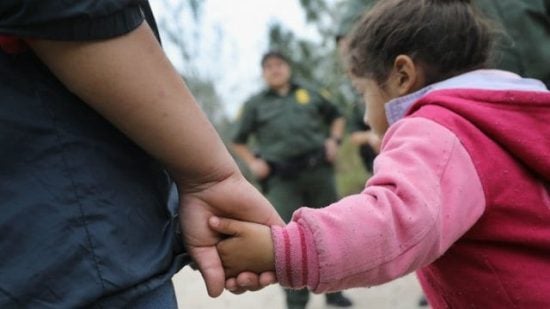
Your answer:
[209,216,276,278]
[178,172,283,297]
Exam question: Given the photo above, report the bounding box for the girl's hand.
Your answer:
[209,216,276,278]
[179,173,282,297]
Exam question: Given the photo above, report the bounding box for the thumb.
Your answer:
[209,216,242,236]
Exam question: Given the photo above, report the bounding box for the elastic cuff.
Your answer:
[272,222,319,289]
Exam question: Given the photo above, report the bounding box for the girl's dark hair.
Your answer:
[348,0,495,85]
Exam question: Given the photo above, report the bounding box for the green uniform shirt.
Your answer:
[475,0,550,86]
[233,84,341,162]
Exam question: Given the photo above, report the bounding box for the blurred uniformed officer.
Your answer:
[232,51,352,309]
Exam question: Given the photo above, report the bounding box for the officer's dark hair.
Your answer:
[261,51,290,68]
[347,0,495,85]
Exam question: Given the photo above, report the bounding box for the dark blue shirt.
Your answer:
[0,1,187,307]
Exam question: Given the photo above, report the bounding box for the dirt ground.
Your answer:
[173,266,426,309]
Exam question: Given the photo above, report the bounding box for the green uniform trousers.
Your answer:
[265,163,338,222]
[264,163,343,308]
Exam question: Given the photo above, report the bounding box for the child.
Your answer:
[209,0,550,307]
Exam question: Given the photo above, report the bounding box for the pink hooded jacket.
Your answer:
[272,70,550,308]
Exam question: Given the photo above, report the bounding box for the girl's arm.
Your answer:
[26,22,283,297]
[273,117,485,292]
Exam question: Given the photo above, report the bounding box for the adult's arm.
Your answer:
[325,116,346,162]
[27,22,283,297]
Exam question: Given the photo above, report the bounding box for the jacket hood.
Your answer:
[407,71,550,181]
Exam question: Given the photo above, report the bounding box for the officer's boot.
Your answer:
[285,288,309,309]
[325,291,353,307]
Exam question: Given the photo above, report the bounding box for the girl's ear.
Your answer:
[392,55,426,96]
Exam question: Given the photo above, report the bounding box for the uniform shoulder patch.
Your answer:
[295,88,311,105]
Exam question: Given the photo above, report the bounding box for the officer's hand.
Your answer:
[249,159,271,179]
[325,138,340,163]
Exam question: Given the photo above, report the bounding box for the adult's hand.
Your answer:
[179,172,283,297]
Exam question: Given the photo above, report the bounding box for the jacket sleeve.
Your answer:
[232,99,257,144]
[315,90,342,124]
[0,0,147,40]
[272,117,486,292]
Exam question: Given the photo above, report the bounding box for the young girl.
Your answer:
[209,0,550,307]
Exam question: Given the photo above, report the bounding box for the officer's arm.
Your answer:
[329,117,346,144]
[231,99,266,169]
[233,143,271,180]
[317,92,346,144]
[232,144,258,166]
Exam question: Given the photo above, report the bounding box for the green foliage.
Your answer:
[335,138,370,197]
[156,0,230,131]
[298,0,329,22]
[157,0,204,66]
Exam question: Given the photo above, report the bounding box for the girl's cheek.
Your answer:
[364,101,389,136]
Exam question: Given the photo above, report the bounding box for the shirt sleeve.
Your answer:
[0,0,147,40]
[315,91,342,124]
[232,100,257,144]
[271,117,486,292]
[346,102,368,133]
